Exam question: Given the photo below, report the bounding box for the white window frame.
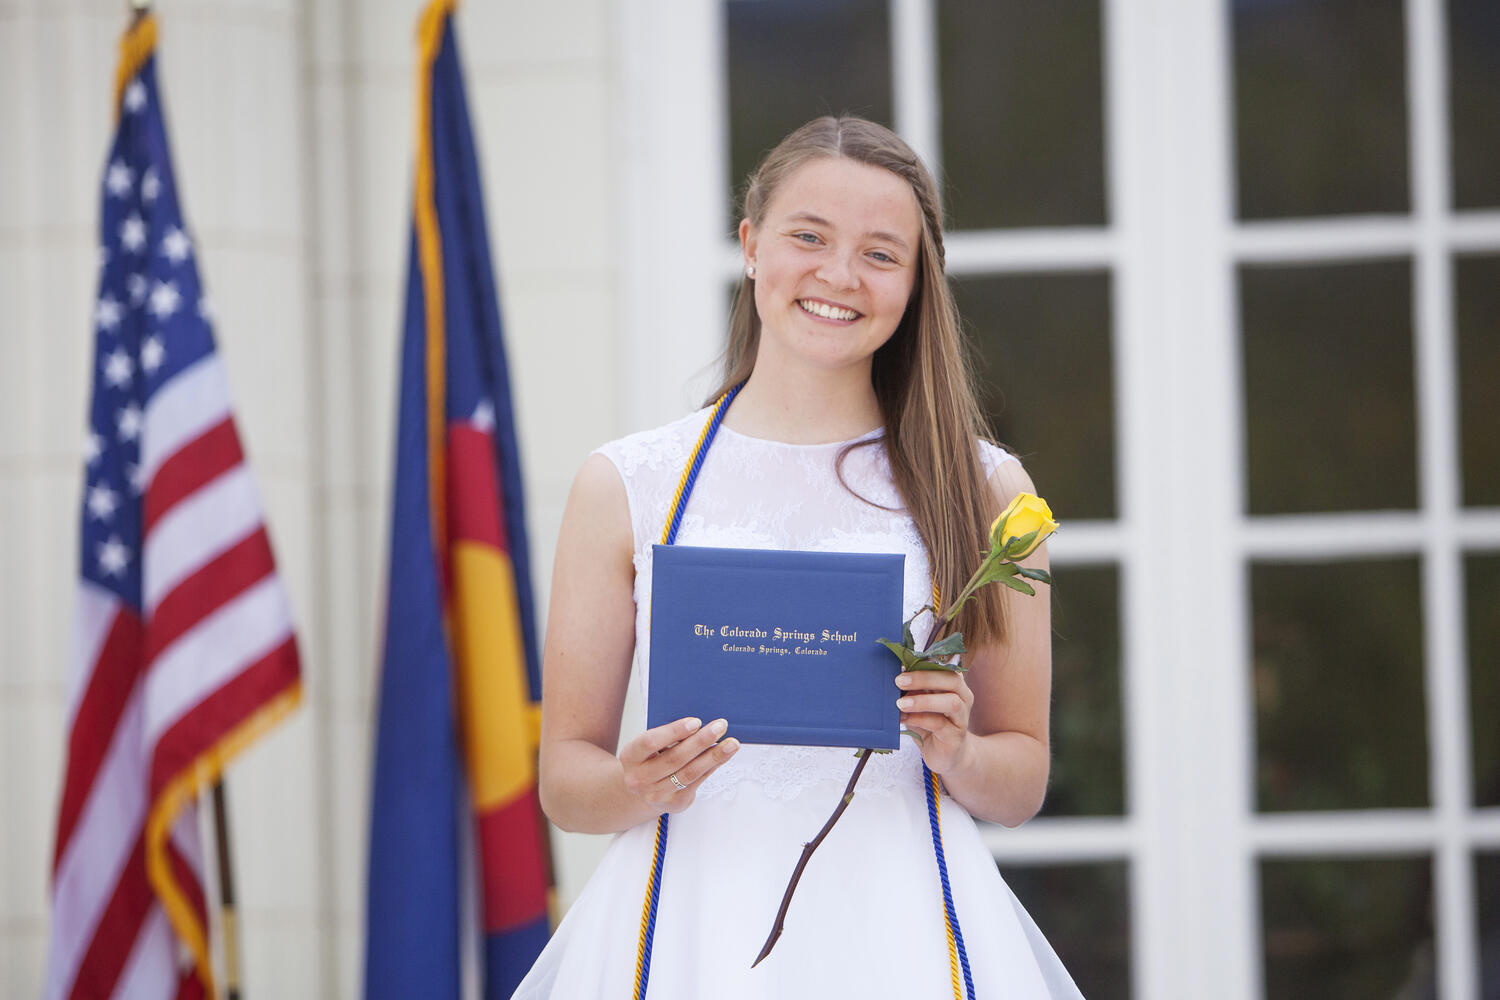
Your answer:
[616,2,1500,997]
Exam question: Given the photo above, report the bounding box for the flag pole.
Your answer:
[212,782,243,1000]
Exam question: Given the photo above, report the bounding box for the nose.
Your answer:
[814,250,859,291]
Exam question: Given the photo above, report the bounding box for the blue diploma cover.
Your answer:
[647,545,906,749]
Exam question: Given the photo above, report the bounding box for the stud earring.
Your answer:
[746,264,756,279]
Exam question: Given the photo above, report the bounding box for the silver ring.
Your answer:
[669,772,687,791]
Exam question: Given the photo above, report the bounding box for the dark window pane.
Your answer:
[1448,1,1500,208]
[1232,0,1409,219]
[1479,853,1500,996]
[1004,862,1130,999]
[1043,564,1124,817]
[1468,554,1500,807]
[957,271,1115,520]
[1456,255,1500,507]
[725,0,891,224]
[1241,259,1417,515]
[1260,856,1436,999]
[937,1,1106,229]
[1252,559,1428,812]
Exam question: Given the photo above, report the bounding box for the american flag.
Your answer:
[45,17,301,999]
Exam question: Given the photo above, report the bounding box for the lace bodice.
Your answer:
[594,409,1016,802]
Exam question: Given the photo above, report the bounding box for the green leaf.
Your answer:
[906,656,968,673]
[876,637,925,670]
[922,632,967,659]
[990,511,1010,548]
[994,574,1036,596]
[969,555,1015,590]
[901,617,915,651]
[1001,527,1040,560]
[1015,566,1052,584]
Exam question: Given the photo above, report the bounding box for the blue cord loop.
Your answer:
[925,763,976,999]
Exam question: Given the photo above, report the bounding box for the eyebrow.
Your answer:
[787,212,912,252]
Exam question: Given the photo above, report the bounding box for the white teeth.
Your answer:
[799,299,859,321]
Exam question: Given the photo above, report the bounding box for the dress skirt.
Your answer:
[511,768,1084,999]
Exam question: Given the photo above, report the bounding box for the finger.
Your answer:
[623,722,724,801]
[671,736,741,789]
[901,719,932,743]
[896,672,969,701]
[896,692,966,722]
[902,712,963,737]
[896,669,960,689]
[644,718,729,781]
[620,716,703,764]
[900,689,972,719]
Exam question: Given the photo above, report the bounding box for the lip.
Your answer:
[796,297,863,323]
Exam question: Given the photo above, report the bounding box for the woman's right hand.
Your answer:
[619,716,739,813]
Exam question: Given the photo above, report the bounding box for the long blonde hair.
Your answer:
[707,116,1007,648]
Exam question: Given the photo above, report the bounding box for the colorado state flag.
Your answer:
[364,3,549,998]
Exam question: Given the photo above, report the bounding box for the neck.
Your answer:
[723,352,884,445]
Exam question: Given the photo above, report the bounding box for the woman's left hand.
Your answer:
[896,668,975,775]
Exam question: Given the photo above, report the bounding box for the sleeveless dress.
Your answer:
[511,410,1084,999]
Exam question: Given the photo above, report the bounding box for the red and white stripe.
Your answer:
[47,355,299,999]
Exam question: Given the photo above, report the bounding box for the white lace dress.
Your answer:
[511,410,1084,999]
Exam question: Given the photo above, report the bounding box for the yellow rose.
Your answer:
[989,492,1058,559]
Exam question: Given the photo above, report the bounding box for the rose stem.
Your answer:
[750,607,962,968]
[751,748,874,968]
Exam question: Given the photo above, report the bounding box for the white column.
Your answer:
[1111,0,1260,996]
[617,0,730,430]
[154,0,325,994]
[302,0,370,994]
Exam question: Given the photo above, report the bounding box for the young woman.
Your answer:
[514,117,1082,999]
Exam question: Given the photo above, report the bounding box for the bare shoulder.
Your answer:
[560,452,633,565]
[982,448,1038,508]
[571,451,629,511]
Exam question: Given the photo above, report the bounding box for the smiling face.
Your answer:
[741,156,924,377]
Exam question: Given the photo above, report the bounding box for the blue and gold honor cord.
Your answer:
[925,580,976,1000]
[631,384,974,999]
[927,764,976,1000]
[632,384,742,1000]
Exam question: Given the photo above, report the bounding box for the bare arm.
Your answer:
[896,459,1052,827]
[537,454,739,834]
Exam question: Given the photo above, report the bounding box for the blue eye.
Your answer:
[795,232,821,244]
[869,251,894,263]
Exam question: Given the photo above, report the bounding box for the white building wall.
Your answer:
[0,0,625,995]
